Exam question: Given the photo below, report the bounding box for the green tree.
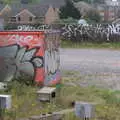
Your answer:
[59,0,81,19]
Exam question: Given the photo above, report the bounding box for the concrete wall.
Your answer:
[0,31,61,85]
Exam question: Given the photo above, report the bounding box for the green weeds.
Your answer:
[61,40,120,49]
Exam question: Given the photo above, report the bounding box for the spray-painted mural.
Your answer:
[61,24,120,42]
[44,31,61,85]
[17,24,120,42]
[0,31,60,85]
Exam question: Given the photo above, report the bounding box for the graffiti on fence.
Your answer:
[61,24,120,42]
[17,24,120,42]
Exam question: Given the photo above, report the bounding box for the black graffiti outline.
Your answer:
[0,44,44,82]
[31,56,44,68]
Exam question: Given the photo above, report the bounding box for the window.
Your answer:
[29,17,32,21]
[11,17,16,22]
[18,16,21,21]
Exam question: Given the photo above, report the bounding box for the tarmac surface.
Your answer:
[60,48,120,90]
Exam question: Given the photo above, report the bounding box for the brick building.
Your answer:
[94,0,120,22]
[0,0,65,26]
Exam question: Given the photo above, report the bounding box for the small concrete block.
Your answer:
[0,94,11,109]
[37,87,56,102]
[37,87,56,94]
[75,101,96,119]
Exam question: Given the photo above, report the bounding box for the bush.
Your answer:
[54,17,78,24]
[13,73,35,86]
[59,0,81,19]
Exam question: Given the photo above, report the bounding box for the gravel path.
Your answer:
[60,48,120,90]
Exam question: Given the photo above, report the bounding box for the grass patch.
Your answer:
[0,81,63,120]
[61,71,120,120]
[1,72,120,120]
[61,40,120,49]
[61,84,120,120]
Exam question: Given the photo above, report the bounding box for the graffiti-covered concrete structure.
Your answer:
[0,31,61,86]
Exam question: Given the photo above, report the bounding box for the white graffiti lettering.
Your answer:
[17,25,50,31]
[8,35,33,44]
[62,24,120,42]
[45,50,60,75]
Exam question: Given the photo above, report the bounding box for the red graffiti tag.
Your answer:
[0,31,45,84]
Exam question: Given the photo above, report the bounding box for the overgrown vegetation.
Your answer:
[59,0,81,19]
[1,71,120,120]
[62,71,120,120]
[54,17,78,24]
[0,81,63,120]
[61,40,120,49]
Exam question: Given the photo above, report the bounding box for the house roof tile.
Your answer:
[10,4,49,17]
